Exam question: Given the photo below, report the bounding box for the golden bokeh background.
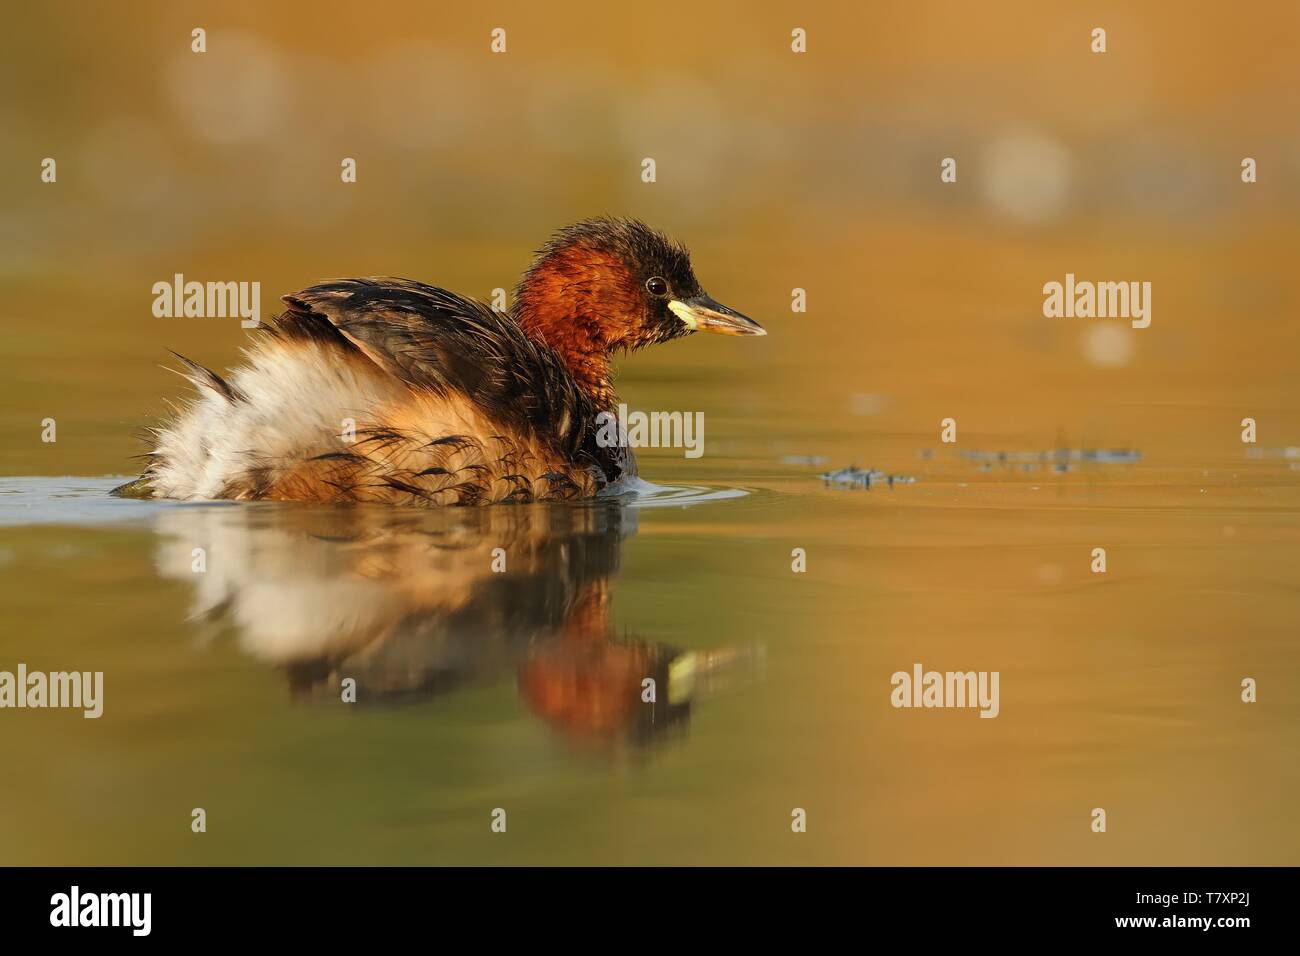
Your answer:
[3,0,1298,473]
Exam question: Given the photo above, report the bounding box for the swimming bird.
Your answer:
[114,218,764,505]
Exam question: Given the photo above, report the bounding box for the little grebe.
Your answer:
[115,218,764,505]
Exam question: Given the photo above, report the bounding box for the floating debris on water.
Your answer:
[959,448,1141,464]
[954,447,1141,473]
[820,464,916,489]
[782,454,829,466]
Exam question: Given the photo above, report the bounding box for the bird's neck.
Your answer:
[513,248,638,409]
[516,308,617,408]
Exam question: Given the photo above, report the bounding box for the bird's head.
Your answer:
[513,218,764,405]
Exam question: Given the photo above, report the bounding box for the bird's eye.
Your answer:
[646,276,668,297]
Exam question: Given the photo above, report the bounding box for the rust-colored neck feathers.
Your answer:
[513,244,644,408]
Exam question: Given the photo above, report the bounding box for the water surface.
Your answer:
[2,439,1297,865]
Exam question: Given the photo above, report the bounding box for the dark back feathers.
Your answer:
[275,278,624,482]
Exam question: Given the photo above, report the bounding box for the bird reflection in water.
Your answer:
[151,500,755,751]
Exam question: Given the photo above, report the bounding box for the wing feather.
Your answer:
[273,279,621,479]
